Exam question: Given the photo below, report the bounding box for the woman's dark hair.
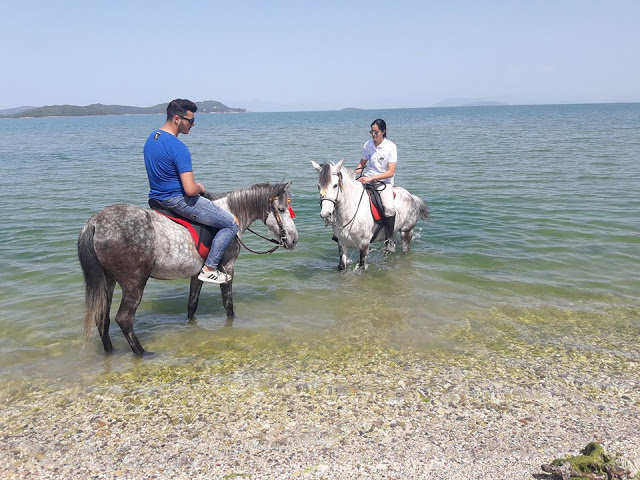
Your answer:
[166,99,198,120]
[371,118,387,138]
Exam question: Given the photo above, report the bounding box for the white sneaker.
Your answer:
[198,269,231,284]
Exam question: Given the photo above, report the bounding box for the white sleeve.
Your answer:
[388,143,398,163]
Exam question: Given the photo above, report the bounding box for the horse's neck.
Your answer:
[222,186,271,230]
[336,171,365,219]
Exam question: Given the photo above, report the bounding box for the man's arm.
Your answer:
[179,171,205,196]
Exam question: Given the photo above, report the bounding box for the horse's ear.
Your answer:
[336,159,345,170]
[311,161,322,171]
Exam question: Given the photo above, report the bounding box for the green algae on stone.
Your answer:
[542,442,634,480]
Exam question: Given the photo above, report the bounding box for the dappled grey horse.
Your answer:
[78,183,298,356]
[312,160,429,270]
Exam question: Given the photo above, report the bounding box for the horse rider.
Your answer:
[143,98,238,284]
[355,118,398,252]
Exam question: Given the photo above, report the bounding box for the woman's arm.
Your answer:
[358,162,396,183]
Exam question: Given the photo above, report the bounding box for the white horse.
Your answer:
[312,159,429,270]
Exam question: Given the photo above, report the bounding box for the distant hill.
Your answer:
[0,100,246,118]
[0,106,39,116]
[434,98,508,107]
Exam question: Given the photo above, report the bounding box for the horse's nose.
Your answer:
[286,234,298,250]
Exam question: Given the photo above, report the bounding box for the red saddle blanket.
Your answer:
[155,212,211,259]
[368,189,396,221]
[148,199,216,259]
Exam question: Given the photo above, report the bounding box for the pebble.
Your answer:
[1,346,639,479]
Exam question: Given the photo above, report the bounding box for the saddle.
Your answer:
[364,182,395,223]
[148,199,217,259]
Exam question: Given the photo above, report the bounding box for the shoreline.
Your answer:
[2,344,639,479]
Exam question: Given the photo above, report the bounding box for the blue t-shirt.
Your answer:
[144,129,193,200]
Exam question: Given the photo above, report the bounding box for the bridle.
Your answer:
[319,170,366,231]
[266,196,289,246]
[237,196,290,254]
[319,171,343,207]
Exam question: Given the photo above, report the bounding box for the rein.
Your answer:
[235,198,288,255]
[319,170,372,232]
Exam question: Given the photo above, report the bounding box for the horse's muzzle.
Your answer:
[283,234,298,250]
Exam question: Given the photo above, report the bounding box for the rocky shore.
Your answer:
[2,342,639,479]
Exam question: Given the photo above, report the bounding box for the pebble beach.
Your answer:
[2,338,639,480]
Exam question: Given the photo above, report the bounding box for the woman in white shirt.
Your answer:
[355,118,398,251]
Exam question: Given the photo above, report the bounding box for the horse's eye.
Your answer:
[333,183,338,188]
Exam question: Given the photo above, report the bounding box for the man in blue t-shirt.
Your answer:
[143,99,238,284]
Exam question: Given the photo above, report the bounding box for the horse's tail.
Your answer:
[412,195,430,221]
[77,216,109,344]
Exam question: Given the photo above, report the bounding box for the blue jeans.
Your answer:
[160,195,238,269]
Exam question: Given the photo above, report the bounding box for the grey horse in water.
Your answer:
[312,160,429,270]
[77,182,298,356]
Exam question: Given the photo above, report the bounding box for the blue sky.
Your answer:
[2,0,638,111]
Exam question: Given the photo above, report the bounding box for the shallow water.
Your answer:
[1,104,639,386]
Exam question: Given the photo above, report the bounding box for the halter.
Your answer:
[239,196,290,254]
[318,170,368,232]
[267,196,289,245]
[319,171,343,206]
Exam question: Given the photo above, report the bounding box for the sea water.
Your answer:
[0,103,639,384]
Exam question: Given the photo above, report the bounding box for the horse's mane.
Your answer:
[318,162,357,184]
[203,183,288,226]
[204,182,287,202]
[342,167,357,182]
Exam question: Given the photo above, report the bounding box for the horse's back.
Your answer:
[91,204,201,280]
[388,186,429,234]
[89,204,156,274]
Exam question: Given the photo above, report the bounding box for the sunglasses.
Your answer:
[369,129,382,136]
[179,115,195,125]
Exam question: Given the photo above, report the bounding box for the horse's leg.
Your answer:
[358,246,369,270]
[99,277,116,353]
[401,229,414,253]
[187,276,204,322]
[338,242,349,271]
[220,281,234,318]
[114,284,146,356]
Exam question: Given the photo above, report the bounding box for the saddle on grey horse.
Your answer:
[148,198,217,259]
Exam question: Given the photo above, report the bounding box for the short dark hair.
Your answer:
[166,99,197,121]
[371,118,387,138]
